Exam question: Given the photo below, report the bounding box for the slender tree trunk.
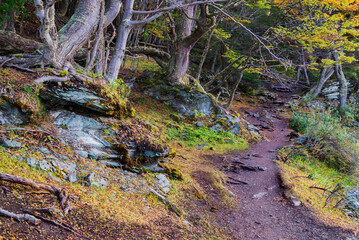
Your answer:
[106,0,134,82]
[225,70,243,108]
[211,49,218,73]
[309,67,334,97]
[196,26,215,80]
[332,50,348,110]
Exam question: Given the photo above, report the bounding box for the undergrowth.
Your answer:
[166,124,248,151]
[280,105,359,228]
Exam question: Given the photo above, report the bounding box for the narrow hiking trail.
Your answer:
[216,88,357,240]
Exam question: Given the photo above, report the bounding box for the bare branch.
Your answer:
[208,3,288,65]
[132,0,226,15]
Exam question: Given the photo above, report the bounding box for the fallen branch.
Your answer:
[149,188,182,217]
[0,127,51,135]
[23,210,89,239]
[0,207,41,225]
[0,173,71,214]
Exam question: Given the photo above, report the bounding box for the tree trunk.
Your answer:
[332,50,348,110]
[166,5,195,85]
[106,0,134,82]
[33,0,120,69]
[196,26,215,80]
[309,67,334,98]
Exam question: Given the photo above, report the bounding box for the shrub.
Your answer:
[289,111,309,134]
[290,109,359,174]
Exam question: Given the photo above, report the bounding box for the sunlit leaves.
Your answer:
[273,0,359,65]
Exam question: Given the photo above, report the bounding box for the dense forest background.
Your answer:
[1,0,358,109]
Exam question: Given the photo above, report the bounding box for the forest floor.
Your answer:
[0,67,358,239]
[201,86,358,240]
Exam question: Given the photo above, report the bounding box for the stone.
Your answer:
[258,90,278,100]
[258,166,267,171]
[0,98,28,125]
[100,160,123,168]
[143,163,167,172]
[53,111,105,131]
[138,73,220,116]
[75,150,89,158]
[52,111,111,149]
[156,173,172,194]
[295,135,308,144]
[84,172,108,189]
[293,200,301,207]
[88,148,110,160]
[26,157,77,182]
[40,87,119,116]
[3,140,22,148]
[196,121,205,127]
[252,192,267,199]
[38,147,51,154]
[194,143,207,150]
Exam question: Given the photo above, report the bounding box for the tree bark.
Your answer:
[309,67,334,98]
[166,4,215,85]
[196,26,215,80]
[106,0,134,82]
[332,50,348,110]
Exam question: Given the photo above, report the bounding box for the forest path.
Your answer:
[216,88,357,240]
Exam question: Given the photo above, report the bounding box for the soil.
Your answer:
[206,87,358,240]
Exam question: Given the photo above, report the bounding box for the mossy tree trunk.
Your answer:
[166,4,216,85]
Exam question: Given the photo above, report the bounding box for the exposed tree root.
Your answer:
[0,173,71,214]
[34,76,70,83]
[0,207,41,225]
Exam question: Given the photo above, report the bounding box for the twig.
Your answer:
[23,210,88,239]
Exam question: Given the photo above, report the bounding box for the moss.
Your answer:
[184,86,192,93]
[140,78,163,90]
[168,88,180,93]
[59,70,69,76]
[170,168,184,180]
[170,113,182,122]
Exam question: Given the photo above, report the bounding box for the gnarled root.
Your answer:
[0,173,71,214]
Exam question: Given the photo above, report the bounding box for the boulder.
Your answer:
[51,110,113,149]
[156,173,172,194]
[3,140,22,148]
[138,73,220,116]
[0,98,28,125]
[84,172,108,188]
[40,87,117,116]
[26,157,78,182]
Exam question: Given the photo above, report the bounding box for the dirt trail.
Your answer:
[222,89,356,240]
